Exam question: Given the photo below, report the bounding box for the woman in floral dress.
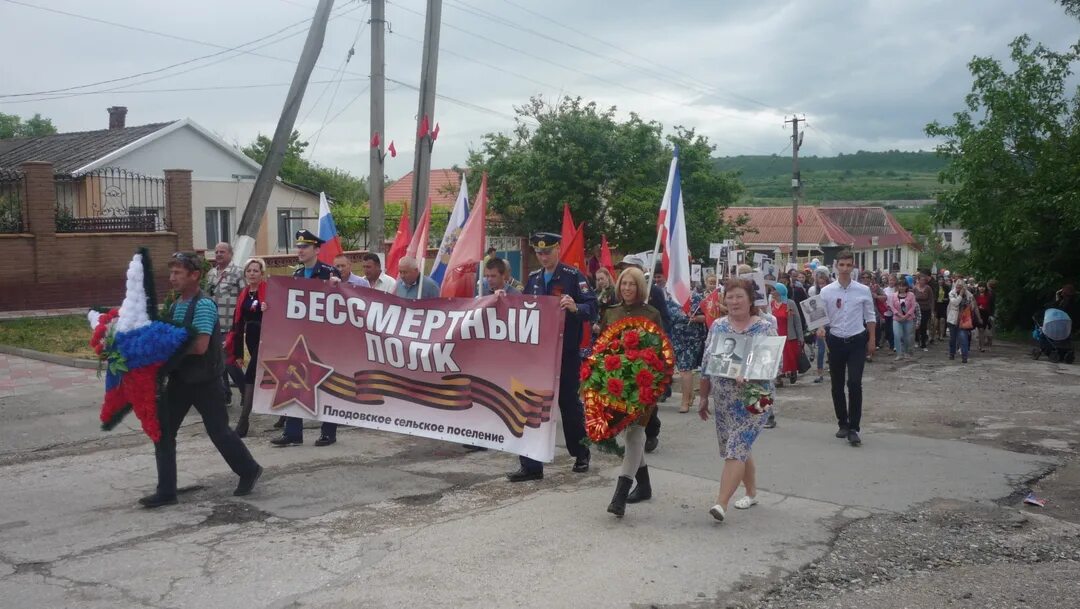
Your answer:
[698,278,777,523]
[667,287,708,413]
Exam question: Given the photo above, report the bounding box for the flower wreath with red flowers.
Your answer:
[580,317,675,448]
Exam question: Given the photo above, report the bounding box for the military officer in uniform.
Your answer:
[270,229,343,448]
[507,232,595,482]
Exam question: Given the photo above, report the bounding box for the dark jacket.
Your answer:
[293,260,340,280]
[524,263,597,358]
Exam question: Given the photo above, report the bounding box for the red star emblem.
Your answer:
[260,335,334,415]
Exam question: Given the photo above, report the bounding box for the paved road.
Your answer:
[0,349,1062,608]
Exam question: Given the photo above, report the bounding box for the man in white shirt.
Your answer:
[818,250,877,446]
[359,252,397,293]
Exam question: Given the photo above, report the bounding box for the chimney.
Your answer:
[107,106,127,130]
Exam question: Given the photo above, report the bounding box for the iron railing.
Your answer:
[55,167,168,233]
[0,169,25,233]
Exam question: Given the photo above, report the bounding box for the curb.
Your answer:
[0,344,99,369]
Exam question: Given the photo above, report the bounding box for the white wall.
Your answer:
[104,123,318,254]
[109,124,258,180]
[936,228,970,252]
[192,180,318,254]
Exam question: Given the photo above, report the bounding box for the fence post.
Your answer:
[164,169,193,251]
[21,161,57,282]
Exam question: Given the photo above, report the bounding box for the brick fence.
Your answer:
[0,162,192,311]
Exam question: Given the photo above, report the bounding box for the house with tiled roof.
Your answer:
[724,205,918,274]
[384,169,462,207]
[0,106,320,254]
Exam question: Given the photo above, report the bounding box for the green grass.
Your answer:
[0,315,97,359]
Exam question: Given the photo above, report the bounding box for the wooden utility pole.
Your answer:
[234,0,335,264]
[786,115,804,269]
[368,0,386,250]
[409,0,443,231]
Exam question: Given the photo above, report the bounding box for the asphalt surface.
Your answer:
[0,338,1077,608]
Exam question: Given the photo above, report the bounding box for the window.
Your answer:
[277,208,306,251]
[206,208,232,249]
[942,231,953,243]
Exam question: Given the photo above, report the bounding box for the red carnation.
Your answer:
[635,368,655,389]
[608,339,621,352]
[603,355,622,372]
[638,386,655,405]
[580,363,591,382]
[624,330,641,350]
[606,378,625,396]
[627,349,642,361]
[642,350,662,369]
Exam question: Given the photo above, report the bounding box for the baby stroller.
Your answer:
[1031,308,1075,363]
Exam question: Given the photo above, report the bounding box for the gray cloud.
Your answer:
[1,0,1077,178]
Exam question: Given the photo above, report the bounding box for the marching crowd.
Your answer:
[147,227,1002,524]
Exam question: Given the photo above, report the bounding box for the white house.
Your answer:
[0,107,320,255]
[935,225,970,253]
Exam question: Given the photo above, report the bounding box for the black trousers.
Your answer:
[826,332,867,432]
[154,376,260,496]
[519,356,590,472]
[916,309,931,347]
[645,408,661,440]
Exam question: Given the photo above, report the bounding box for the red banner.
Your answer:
[253,277,565,460]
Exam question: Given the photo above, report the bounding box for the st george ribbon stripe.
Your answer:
[262,368,555,437]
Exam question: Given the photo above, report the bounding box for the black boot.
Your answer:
[626,466,652,504]
[235,385,254,438]
[607,476,634,517]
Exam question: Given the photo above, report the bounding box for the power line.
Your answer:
[387,0,770,151]
[1,1,364,102]
[306,4,371,157]
[496,0,793,116]
[3,78,368,100]
[0,15,318,97]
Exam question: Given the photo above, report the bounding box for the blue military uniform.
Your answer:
[274,229,342,447]
[510,232,596,480]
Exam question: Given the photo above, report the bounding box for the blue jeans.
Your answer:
[948,323,970,359]
[892,319,915,356]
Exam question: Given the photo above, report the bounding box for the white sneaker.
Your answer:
[734,495,758,510]
[709,504,726,521]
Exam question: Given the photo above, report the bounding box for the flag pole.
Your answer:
[648,223,664,289]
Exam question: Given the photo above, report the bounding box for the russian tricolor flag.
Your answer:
[658,150,692,307]
[317,192,344,264]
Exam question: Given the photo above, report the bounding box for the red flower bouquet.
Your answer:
[740,383,774,415]
[581,317,675,443]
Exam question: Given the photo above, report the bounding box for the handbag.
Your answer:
[797,344,812,373]
[958,306,974,330]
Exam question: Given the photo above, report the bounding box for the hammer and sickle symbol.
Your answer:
[285,363,311,391]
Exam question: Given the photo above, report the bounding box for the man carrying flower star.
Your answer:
[506,232,597,482]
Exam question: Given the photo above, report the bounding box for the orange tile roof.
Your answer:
[384,169,462,207]
[723,206,916,249]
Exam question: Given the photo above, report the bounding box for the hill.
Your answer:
[714,150,950,204]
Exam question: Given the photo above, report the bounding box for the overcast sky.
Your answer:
[1,0,1077,181]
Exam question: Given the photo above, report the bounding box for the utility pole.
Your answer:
[786,115,805,270]
[409,0,443,230]
[368,0,386,251]
[234,0,335,264]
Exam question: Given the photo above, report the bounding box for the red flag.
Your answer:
[561,221,587,274]
[431,122,440,142]
[797,213,804,226]
[417,115,430,139]
[388,141,397,158]
[599,234,615,277]
[385,210,411,277]
[561,203,575,244]
[440,173,488,298]
[700,289,724,327]
[407,197,432,262]
[370,132,380,148]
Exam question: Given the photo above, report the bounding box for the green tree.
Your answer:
[925,35,1080,328]
[467,96,742,255]
[0,112,57,139]
[242,131,368,205]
